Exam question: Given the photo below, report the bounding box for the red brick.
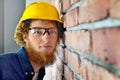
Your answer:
[64,46,80,79]
[62,0,71,13]
[64,30,90,79]
[86,62,101,80]
[98,68,115,80]
[79,59,88,80]
[92,27,120,68]
[51,0,120,79]
[63,8,78,27]
[109,0,118,7]
[78,0,109,23]
[64,54,73,80]
[71,0,80,4]
[66,50,80,72]
[65,30,90,53]
[109,0,120,19]
[80,60,120,80]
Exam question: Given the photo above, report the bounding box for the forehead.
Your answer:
[30,19,57,28]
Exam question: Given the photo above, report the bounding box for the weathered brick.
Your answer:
[71,0,80,4]
[109,0,118,7]
[65,30,90,53]
[63,8,78,27]
[64,45,80,79]
[81,60,120,80]
[62,0,71,13]
[92,27,120,68]
[64,30,90,79]
[51,0,120,79]
[99,67,115,80]
[64,52,73,80]
[78,0,109,23]
[79,59,88,80]
[66,50,80,72]
[109,0,120,19]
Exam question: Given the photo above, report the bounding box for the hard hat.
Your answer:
[19,1,62,23]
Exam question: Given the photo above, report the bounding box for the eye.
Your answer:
[49,29,58,35]
[34,30,43,35]
[49,30,57,34]
[30,29,43,36]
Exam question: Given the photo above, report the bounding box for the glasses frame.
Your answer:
[29,27,58,37]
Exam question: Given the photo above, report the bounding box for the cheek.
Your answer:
[23,34,28,43]
[25,35,40,45]
[52,38,59,46]
[30,34,40,41]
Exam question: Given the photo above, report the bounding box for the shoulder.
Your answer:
[0,53,17,77]
[0,53,18,64]
[0,52,17,59]
[0,47,25,60]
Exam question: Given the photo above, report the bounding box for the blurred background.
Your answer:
[0,0,24,53]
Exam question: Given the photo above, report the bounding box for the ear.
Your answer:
[23,34,28,42]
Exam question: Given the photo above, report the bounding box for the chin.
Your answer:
[45,59,56,66]
[43,53,56,66]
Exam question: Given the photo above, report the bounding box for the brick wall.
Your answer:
[51,0,120,80]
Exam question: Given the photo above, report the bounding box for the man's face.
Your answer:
[24,20,58,65]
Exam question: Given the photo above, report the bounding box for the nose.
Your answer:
[41,33,50,43]
[43,31,50,36]
[42,31,50,40]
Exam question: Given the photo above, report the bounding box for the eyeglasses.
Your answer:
[29,27,58,37]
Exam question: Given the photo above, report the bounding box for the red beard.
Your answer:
[25,45,56,67]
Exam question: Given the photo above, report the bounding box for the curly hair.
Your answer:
[14,19,64,47]
[14,20,32,47]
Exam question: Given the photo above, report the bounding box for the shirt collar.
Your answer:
[16,47,34,76]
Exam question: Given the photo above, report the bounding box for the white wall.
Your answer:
[26,0,51,6]
[3,0,25,52]
[0,0,4,53]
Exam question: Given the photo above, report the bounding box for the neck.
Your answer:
[31,61,41,73]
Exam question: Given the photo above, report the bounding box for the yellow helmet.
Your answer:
[19,1,62,23]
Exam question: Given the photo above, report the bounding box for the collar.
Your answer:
[16,47,34,77]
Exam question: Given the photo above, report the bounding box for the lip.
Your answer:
[40,45,52,48]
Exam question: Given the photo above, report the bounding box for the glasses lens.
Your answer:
[29,27,58,37]
[48,28,58,36]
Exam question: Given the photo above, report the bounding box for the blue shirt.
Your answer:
[0,47,45,80]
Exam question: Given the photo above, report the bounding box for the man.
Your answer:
[0,1,63,80]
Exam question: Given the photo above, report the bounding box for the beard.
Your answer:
[25,43,57,67]
[36,50,56,66]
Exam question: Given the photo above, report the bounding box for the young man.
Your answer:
[0,1,63,80]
